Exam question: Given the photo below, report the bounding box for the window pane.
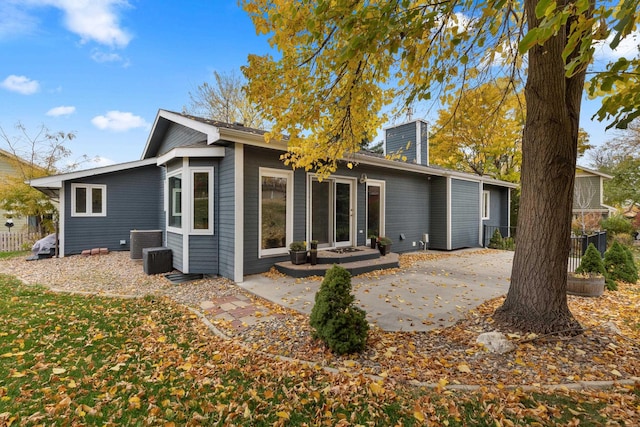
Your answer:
[75,187,87,213]
[336,182,350,242]
[367,185,380,237]
[92,188,103,214]
[169,175,182,228]
[261,176,287,250]
[193,172,209,230]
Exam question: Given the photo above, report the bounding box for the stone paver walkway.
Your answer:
[200,294,285,333]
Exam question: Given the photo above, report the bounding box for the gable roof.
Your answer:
[29,158,158,199]
[142,110,276,159]
[576,165,613,180]
[141,110,517,189]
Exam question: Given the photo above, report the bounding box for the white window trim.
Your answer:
[482,190,491,220]
[189,167,214,235]
[167,170,183,234]
[259,167,293,258]
[70,183,106,217]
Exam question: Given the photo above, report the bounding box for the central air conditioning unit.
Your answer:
[130,230,163,259]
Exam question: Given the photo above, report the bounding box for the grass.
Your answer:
[0,274,638,426]
[0,251,29,260]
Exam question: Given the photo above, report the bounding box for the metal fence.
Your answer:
[568,231,607,272]
[0,232,39,252]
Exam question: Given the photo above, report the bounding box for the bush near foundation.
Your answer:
[309,265,369,355]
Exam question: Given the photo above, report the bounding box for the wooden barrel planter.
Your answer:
[567,274,605,297]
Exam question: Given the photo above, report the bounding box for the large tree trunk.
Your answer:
[494,0,589,334]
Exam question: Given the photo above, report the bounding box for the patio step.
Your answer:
[275,250,399,278]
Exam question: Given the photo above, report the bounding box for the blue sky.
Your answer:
[0,1,636,170]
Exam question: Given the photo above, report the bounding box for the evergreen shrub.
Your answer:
[575,243,605,276]
[488,229,504,249]
[309,265,369,355]
[603,242,638,290]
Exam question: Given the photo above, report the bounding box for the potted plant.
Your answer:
[567,243,605,297]
[377,236,392,256]
[289,241,307,265]
[310,240,318,250]
[368,234,377,249]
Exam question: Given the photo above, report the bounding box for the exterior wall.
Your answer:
[63,165,162,255]
[482,185,506,228]
[243,145,305,275]
[189,235,217,274]
[167,232,183,271]
[217,145,235,279]
[156,123,207,156]
[450,179,480,249]
[429,176,448,249]
[0,155,32,231]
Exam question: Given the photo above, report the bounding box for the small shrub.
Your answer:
[601,215,634,243]
[503,236,516,251]
[377,236,392,246]
[613,233,634,247]
[576,243,605,276]
[604,242,638,290]
[488,229,504,249]
[310,265,369,355]
[289,241,307,251]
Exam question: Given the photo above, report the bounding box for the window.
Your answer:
[482,190,490,219]
[191,169,213,234]
[71,184,106,217]
[167,168,213,234]
[168,173,182,229]
[259,168,293,257]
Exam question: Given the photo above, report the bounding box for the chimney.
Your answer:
[384,119,429,166]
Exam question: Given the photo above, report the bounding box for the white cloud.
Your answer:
[1,75,40,94]
[86,156,115,167]
[91,50,122,63]
[594,30,639,61]
[46,105,76,116]
[20,0,132,48]
[91,111,149,132]
[0,2,38,40]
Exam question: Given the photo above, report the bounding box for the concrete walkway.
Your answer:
[239,249,514,332]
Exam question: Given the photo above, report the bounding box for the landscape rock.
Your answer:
[476,331,515,354]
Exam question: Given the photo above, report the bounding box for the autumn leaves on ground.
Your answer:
[0,271,638,426]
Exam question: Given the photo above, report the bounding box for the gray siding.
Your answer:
[156,123,207,156]
[384,120,429,165]
[243,146,304,275]
[482,185,506,228]
[166,232,183,271]
[385,122,417,162]
[189,235,217,274]
[451,179,480,249]
[218,145,235,279]
[63,165,163,255]
[429,176,448,249]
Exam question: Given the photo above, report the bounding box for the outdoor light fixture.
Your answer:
[5,218,14,232]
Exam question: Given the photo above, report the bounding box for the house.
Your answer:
[573,166,614,230]
[29,110,515,282]
[0,148,52,233]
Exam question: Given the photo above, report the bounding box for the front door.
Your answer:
[310,177,354,248]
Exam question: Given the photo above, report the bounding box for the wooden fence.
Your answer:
[0,232,40,252]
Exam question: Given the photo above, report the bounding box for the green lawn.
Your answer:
[0,274,637,426]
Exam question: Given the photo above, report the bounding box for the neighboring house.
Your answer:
[573,166,614,222]
[29,111,515,282]
[0,148,49,232]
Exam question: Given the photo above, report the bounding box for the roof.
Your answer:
[29,158,158,198]
[576,165,613,180]
[141,110,517,189]
[141,110,275,159]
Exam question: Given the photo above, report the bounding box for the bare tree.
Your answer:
[573,179,598,234]
[183,70,265,128]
